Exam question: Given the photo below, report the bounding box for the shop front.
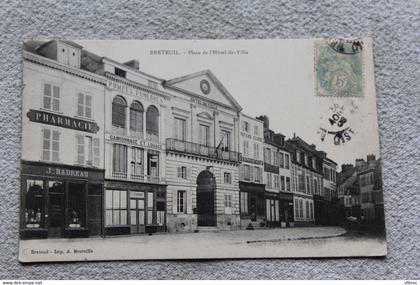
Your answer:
[104,180,167,236]
[279,192,294,227]
[239,181,266,229]
[20,160,104,240]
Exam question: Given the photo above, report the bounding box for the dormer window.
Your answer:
[114,67,126,78]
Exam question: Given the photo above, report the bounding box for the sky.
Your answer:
[77,39,381,170]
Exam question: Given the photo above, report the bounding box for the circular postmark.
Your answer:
[328,38,364,54]
[317,101,358,145]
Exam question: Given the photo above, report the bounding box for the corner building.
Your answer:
[163,70,242,232]
[20,40,106,239]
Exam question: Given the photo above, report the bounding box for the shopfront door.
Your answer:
[130,198,145,234]
[48,181,65,237]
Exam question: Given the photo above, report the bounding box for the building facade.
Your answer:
[163,70,242,232]
[275,134,294,228]
[238,114,265,229]
[21,40,106,239]
[101,58,169,236]
[314,154,338,225]
[337,155,384,227]
[21,40,353,239]
[359,155,384,225]
[286,136,324,226]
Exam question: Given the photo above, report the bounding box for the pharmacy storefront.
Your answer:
[20,161,104,239]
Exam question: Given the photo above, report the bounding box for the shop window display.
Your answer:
[24,179,45,228]
[67,183,86,228]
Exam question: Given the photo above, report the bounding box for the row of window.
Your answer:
[295,150,317,170]
[173,117,232,150]
[241,165,263,183]
[112,96,160,140]
[176,166,232,184]
[293,169,322,196]
[242,140,261,159]
[344,195,360,207]
[265,173,291,192]
[264,148,290,169]
[112,144,159,179]
[241,120,259,135]
[294,199,314,220]
[359,172,374,187]
[41,128,101,167]
[42,83,93,120]
[175,191,233,214]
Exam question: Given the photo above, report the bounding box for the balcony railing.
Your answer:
[112,172,166,184]
[166,138,241,163]
[112,172,127,179]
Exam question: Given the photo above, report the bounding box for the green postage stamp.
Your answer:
[315,39,364,97]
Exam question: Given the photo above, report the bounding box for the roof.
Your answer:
[286,136,320,156]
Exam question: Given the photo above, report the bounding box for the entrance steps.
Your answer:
[196,226,219,233]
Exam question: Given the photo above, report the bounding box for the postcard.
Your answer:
[19,38,386,262]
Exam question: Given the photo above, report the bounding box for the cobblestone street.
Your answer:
[19,226,387,262]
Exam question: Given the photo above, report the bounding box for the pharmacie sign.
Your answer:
[27,109,99,133]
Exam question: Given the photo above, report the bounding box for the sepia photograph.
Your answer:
[18,38,387,262]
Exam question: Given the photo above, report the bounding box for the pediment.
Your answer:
[164,70,242,111]
[197,111,213,120]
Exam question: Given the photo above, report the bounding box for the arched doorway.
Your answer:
[196,170,216,226]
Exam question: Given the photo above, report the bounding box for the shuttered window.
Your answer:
[113,144,127,174]
[93,138,100,166]
[75,136,100,167]
[42,129,60,162]
[43,83,60,111]
[77,92,92,118]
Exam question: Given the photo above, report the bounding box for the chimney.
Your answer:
[367,154,376,163]
[124,59,140,70]
[341,164,353,173]
[355,158,366,168]
[256,115,269,129]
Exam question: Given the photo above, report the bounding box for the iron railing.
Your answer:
[112,172,166,184]
[166,138,241,163]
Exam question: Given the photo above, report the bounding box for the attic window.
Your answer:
[62,49,65,52]
[114,67,126,78]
